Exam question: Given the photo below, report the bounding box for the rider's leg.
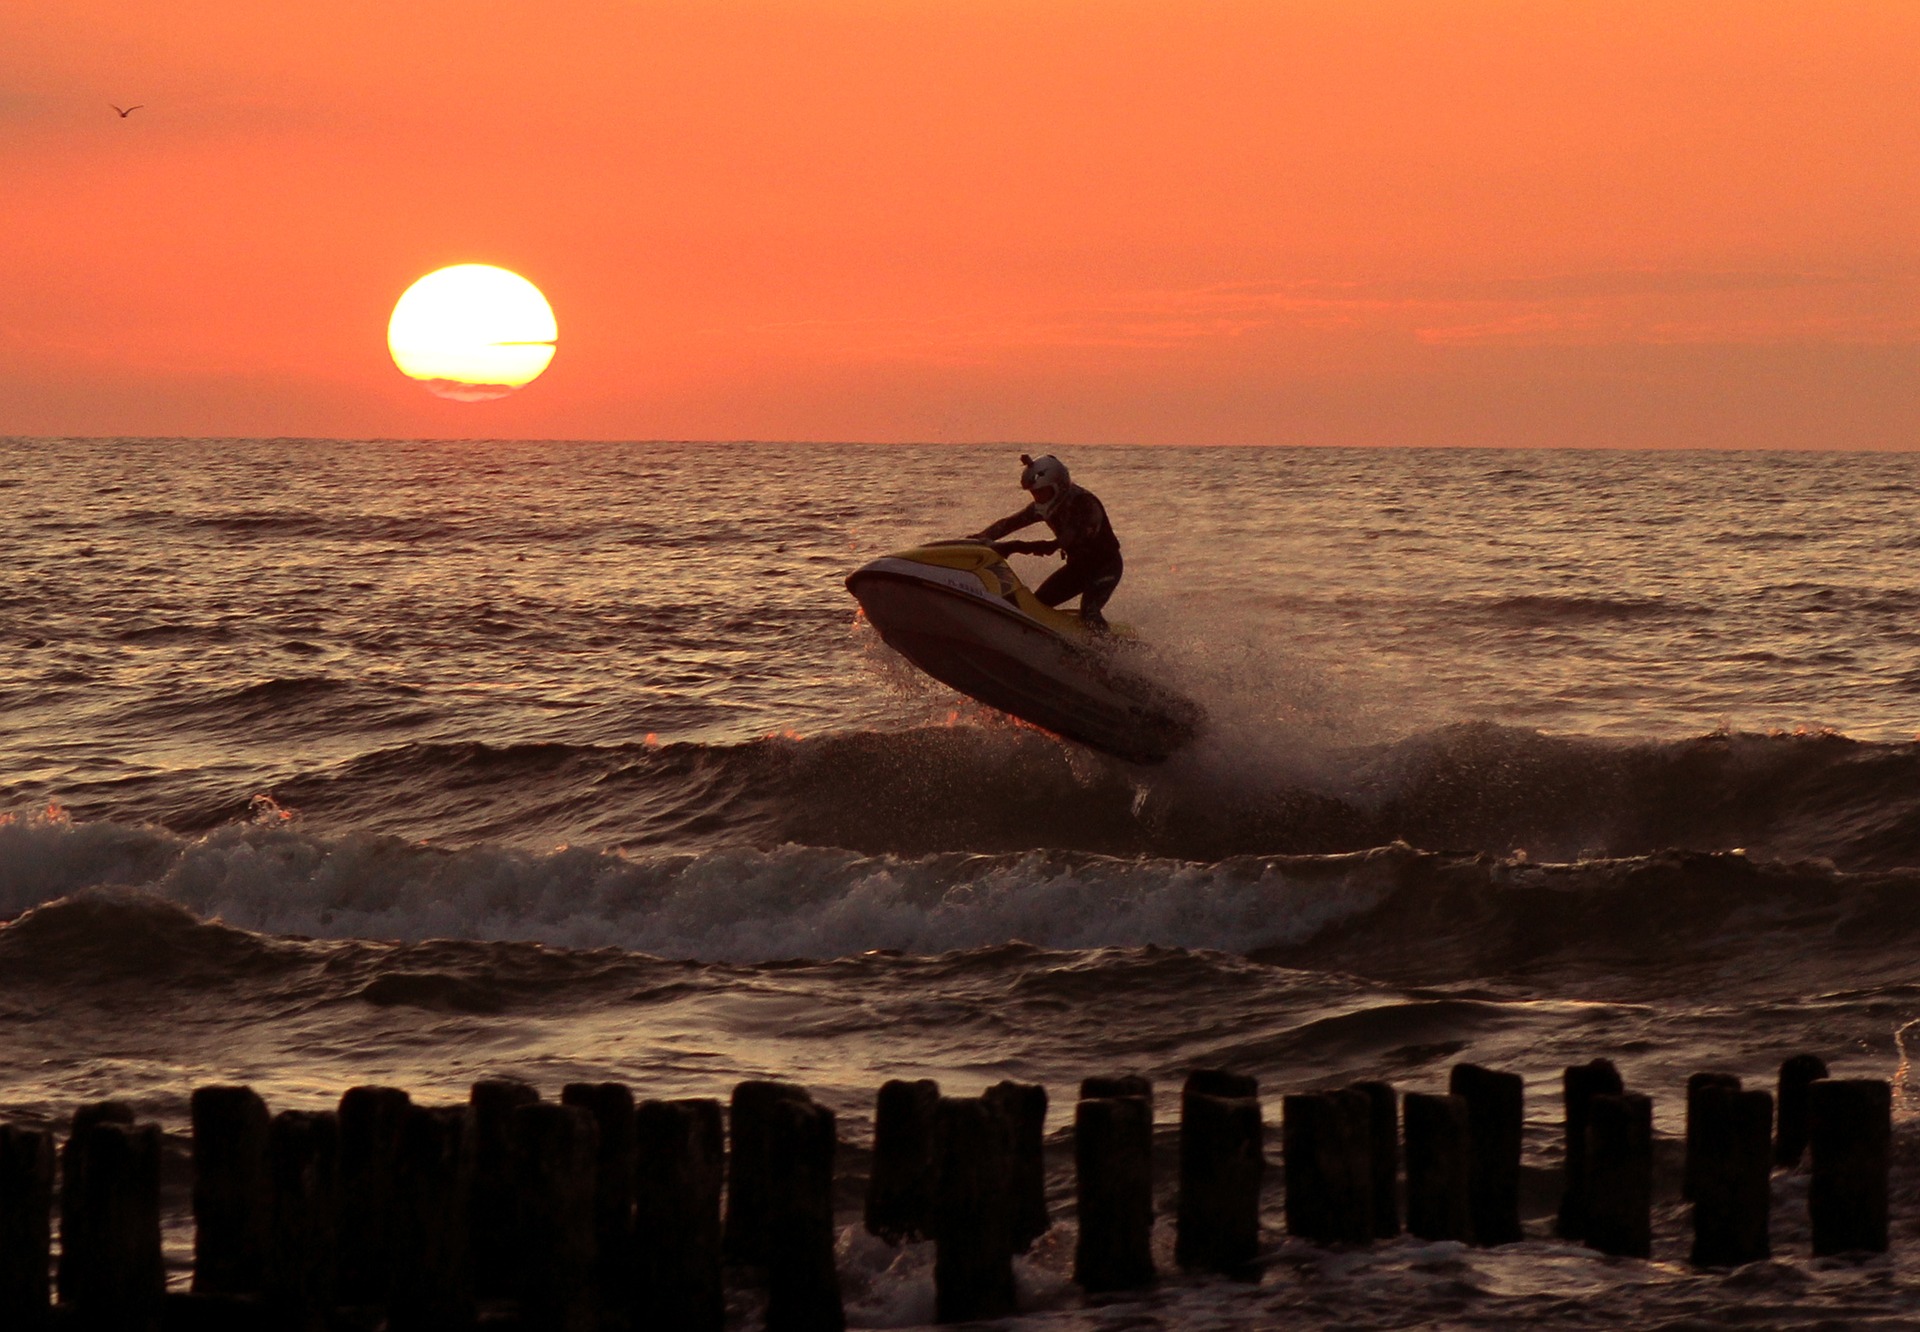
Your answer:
[1034,561,1091,607]
[1077,550,1123,629]
[1078,572,1120,630]
[1036,552,1123,628]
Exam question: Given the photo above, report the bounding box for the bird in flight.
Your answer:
[110,104,144,118]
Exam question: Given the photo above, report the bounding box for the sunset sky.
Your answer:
[2,1,1914,446]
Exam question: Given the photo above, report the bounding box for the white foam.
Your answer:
[0,812,1397,963]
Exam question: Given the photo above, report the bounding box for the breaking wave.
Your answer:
[5,809,1920,975]
[174,722,1920,871]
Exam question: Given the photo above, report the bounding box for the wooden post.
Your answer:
[1449,1064,1523,1245]
[1282,1091,1372,1245]
[1185,1071,1256,1099]
[863,1079,940,1244]
[1555,1059,1623,1240]
[264,1110,339,1324]
[634,1098,725,1332]
[984,1081,1050,1252]
[467,1078,539,1302]
[336,1085,412,1308]
[1351,1080,1400,1238]
[513,1103,599,1332]
[1689,1084,1771,1267]
[0,1125,55,1332]
[1808,1078,1891,1256]
[62,1120,165,1331]
[724,1080,813,1266]
[1583,1093,1652,1259]
[56,1101,133,1305]
[1774,1054,1828,1168]
[190,1085,272,1296]
[563,1081,637,1322]
[1683,1072,1741,1203]
[1073,1094,1155,1292]
[763,1096,844,1332]
[390,1104,472,1332]
[931,1095,1015,1323]
[1176,1071,1263,1275]
[1081,1075,1153,1106]
[1403,1092,1471,1242]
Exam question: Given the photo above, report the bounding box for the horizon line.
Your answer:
[2,435,1916,455]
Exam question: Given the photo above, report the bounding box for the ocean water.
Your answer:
[5,435,1920,1326]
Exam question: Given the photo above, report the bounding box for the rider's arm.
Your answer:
[969,504,1041,542]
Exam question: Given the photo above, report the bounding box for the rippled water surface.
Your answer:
[5,437,1920,1328]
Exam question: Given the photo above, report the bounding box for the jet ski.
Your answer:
[845,541,1203,763]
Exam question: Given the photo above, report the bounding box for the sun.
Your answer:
[387,264,557,402]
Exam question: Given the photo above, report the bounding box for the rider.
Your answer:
[969,453,1123,630]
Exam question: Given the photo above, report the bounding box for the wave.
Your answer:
[141,675,433,731]
[210,722,1920,872]
[118,510,464,542]
[6,810,1920,980]
[0,815,1384,963]
[1479,593,1691,625]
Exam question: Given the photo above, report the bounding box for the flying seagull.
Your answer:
[111,104,144,118]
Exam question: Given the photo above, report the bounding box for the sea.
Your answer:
[5,435,1920,1327]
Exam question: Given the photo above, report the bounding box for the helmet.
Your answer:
[1019,453,1070,515]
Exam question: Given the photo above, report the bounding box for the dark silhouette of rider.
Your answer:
[970,454,1123,630]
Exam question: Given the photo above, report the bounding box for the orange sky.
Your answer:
[2,1,1915,446]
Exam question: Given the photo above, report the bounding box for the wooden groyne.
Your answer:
[0,1055,1895,1330]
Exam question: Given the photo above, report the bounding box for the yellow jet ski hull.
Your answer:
[845,543,1202,763]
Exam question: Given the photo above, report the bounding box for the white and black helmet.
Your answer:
[1019,453,1070,514]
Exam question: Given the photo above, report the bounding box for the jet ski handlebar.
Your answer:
[926,536,1055,557]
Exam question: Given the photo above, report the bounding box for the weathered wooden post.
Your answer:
[1683,1072,1741,1203]
[468,1078,539,1301]
[864,1079,940,1244]
[1808,1078,1891,1256]
[0,1125,55,1331]
[1689,1084,1771,1267]
[513,1102,599,1332]
[635,1098,726,1332]
[337,1085,412,1308]
[724,1080,814,1266]
[1181,1070,1256,1102]
[1082,1074,1153,1105]
[984,1080,1050,1252]
[1449,1063,1523,1245]
[390,1104,472,1332]
[1351,1080,1399,1238]
[1176,1070,1263,1275]
[1774,1054,1828,1168]
[264,1110,339,1324]
[1282,1090,1372,1245]
[1074,1089,1155,1292]
[1403,1092,1471,1242]
[1583,1093,1652,1259]
[931,1095,1015,1323]
[56,1101,133,1305]
[61,1118,165,1331]
[563,1081,637,1321]
[1555,1059,1623,1240]
[191,1085,272,1296]
[763,1095,844,1332]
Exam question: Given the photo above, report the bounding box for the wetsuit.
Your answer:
[973,484,1124,627]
